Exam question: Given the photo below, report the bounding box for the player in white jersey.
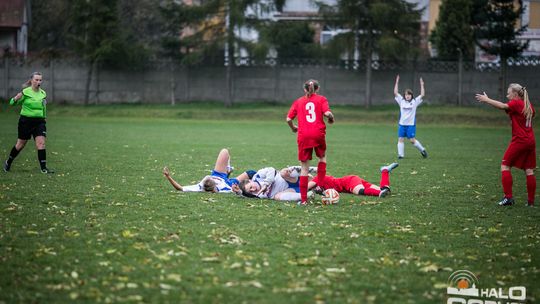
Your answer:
[393,75,428,159]
[163,148,254,193]
[238,166,317,201]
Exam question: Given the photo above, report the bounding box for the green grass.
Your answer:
[0,104,539,303]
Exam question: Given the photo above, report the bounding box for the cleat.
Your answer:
[297,201,307,206]
[379,186,391,198]
[526,202,534,207]
[498,197,514,206]
[3,161,10,172]
[380,162,399,173]
[398,156,404,159]
[421,150,428,158]
[41,168,55,174]
[288,166,317,174]
[313,186,324,195]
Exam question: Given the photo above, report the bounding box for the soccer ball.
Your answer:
[321,188,340,205]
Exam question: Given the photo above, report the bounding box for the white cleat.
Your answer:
[380,162,399,173]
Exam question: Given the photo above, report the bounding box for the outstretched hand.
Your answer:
[163,166,170,177]
[420,77,424,86]
[475,92,489,103]
[395,75,400,83]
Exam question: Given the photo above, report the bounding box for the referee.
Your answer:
[3,72,54,174]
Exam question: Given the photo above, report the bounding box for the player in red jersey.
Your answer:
[308,163,399,198]
[287,79,335,205]
[475,83,536,206]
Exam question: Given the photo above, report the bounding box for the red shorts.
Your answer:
[502,141,536,169]
[336,175,372,193]
[297,137,326,162]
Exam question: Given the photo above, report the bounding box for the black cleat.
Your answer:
[3,161,10,172]
[421,150,428,158]
[398,156,404,159]
[379,186,391,198]
[498,197,514,206]
[313,186,324,195]
[41,168,55,174]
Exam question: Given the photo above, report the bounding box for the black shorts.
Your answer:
[18,116,47,140]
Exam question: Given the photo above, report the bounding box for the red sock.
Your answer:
[300,176,308,203]
[380,170,390,188]
[526,174,536,205]
[317,161,326,181]
[364,187,380,196]
[501,170,513,198]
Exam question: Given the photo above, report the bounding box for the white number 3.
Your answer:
[305,102,316,122]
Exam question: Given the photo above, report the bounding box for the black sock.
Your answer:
[38,149,47,170]
[357,188,365,195]
[7,146,21,164]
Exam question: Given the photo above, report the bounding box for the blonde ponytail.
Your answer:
[522,87,533,127]
[509,83,534,127]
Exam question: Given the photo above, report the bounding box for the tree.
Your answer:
[430,0,475,60]
[67,0,148,105]
[28,0,71,57]
[161,0,285,107]
[473,0,529,99]
[259,21,321,60]
[319,0,422,108]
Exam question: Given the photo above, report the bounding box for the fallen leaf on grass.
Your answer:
[419,264,440,272]
[326,268,346,273]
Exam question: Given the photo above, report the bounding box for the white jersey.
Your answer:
[251,167,292,199]
[395,94,423,126]
[182,175,233,193]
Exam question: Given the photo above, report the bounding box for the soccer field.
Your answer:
[0,104,539,303]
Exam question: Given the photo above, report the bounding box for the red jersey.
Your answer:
[287,93,330,147]
[506,99,535,144]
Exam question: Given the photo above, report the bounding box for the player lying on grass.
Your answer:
[308,163,399,198]
[238,166,317,201]
[163,148,254,193]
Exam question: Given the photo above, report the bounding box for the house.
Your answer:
[0,0,30,57]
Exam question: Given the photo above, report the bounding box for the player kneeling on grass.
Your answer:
[163,148,254,193]
[308,163,399,198]
[238,166,317,201]
[475,83,536,207]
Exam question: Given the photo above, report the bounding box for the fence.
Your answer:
[1,57,539,106]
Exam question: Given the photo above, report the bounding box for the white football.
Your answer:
[321,188,340,205]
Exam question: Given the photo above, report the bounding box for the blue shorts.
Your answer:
[211,170,237,186]
[398,125,416,138]
[287,180,300,193]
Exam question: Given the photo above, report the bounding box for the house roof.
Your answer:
[0,0,25,28]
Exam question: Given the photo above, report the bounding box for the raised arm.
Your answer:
[419,77,425,98]
[394,75,400,97]
[475,92,509,110]
[163,167,184,191]
[9,92,23,106]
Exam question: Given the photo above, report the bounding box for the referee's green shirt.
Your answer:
[10,87,48,118]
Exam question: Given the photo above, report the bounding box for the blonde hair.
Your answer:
[22,72,42,89]
[303,79,320,97]
[508,83,534,126]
